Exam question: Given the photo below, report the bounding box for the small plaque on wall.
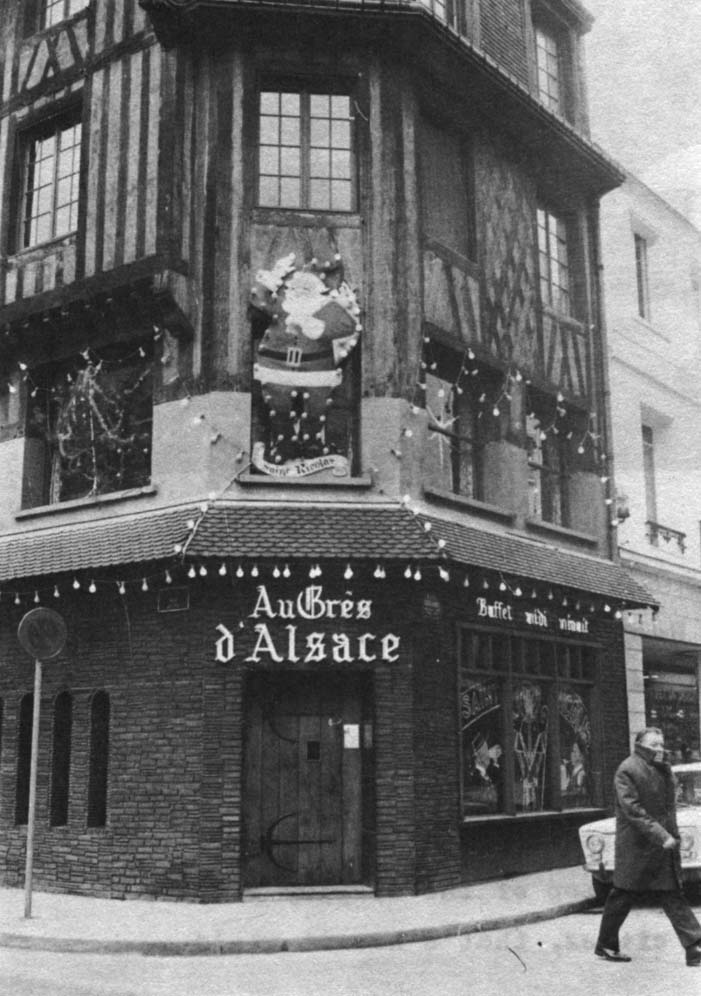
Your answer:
[157,587,190,613]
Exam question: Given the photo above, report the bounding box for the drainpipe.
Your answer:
[588,195,618,563]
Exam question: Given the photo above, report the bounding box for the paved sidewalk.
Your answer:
[0,866,596,956]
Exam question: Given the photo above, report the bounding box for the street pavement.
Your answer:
[0,865,595,955]
[3,907,701,996]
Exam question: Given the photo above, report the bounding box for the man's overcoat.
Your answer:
[612,744,682,891]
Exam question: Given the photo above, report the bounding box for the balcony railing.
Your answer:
[646,520,686,555]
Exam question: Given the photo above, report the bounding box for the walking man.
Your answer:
[595,727,701,966]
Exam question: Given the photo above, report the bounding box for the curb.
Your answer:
[0,897,597,956]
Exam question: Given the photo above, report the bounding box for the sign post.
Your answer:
[17,607,67,919]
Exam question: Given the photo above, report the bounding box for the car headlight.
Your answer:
[679,831,696,858]
[586,833,605,856]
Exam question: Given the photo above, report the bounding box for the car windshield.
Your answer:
[675,767,701,808]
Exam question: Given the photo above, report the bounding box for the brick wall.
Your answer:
[0,574,629,900]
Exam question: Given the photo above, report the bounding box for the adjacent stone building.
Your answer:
[0,0,651,901]
[602,172,701,760]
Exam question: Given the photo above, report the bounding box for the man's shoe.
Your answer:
[686,942,701,967]
[595,944,632,963]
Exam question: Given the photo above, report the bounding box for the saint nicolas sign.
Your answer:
[215,584,401,665]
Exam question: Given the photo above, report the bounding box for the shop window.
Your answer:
[526,408,571,527]
[419,115,475,261]
[460,631,599,817]
[50,691,72,827]
[23,342,153,507]
[257,86,355,212]
[537,206,571,316]
[635,233,651,321]
[87,691,110,828]
[15,694,33,825]
[17,108,82,250]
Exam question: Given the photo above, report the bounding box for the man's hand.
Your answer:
[662,835,679,850]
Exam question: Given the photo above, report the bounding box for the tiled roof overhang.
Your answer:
[0,503,439,584]
[0,502,656,608]
[421,515,657,609]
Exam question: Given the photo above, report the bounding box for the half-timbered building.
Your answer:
[0,0,653,901]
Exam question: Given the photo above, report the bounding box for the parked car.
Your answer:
[579,761,701,901]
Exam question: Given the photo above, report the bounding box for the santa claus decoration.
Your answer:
[250,249,361,477]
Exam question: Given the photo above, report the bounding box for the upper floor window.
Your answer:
[635,233,651,321]
[425,369,483,500]
[258,87,354,212]
[534,24,562,113]
[23,343,153,508]
[641,423,657,523]
[419,115,475,261]
[19,110,82,250]
[537,206,571,316]
[527,408,571,527]
[43,0,86,27]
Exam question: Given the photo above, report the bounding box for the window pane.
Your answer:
[279,116,300,146]
[513,680,550,812]
[259,146,280,176]
[331,149,351,180]
[279,147,300,177]
[310,147,330,178]
[310,93,330,117]
[331,180,351,212]
[258,175,279,207]
[279,177,300,207]
[310,179,330,210]
[558,687,593,808]
[260,91,279,115]
[310,118,330,147]
[331,119,351,150]
[280,92,300,115]
[461,676,505,815]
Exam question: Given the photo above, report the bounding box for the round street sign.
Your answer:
[18,608,67,661]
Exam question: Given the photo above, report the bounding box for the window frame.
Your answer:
[537,204,572,317]
[50,690,72,827]
[534,22,563,114]
[458,626,602,819]
[425,365,485,501]
[22,341,154,509]
[641,423,658,524]
[87,691,110,829]
[256,80,357,214]
[15,104,83,253]
[526,407,572,528]
[634,233,651,321]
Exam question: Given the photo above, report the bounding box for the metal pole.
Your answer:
[24,658,42,919]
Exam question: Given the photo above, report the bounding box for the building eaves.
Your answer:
[419,514,657,608]
[0,502,440,584]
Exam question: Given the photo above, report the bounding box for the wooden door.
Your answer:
[243,672,371,888]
